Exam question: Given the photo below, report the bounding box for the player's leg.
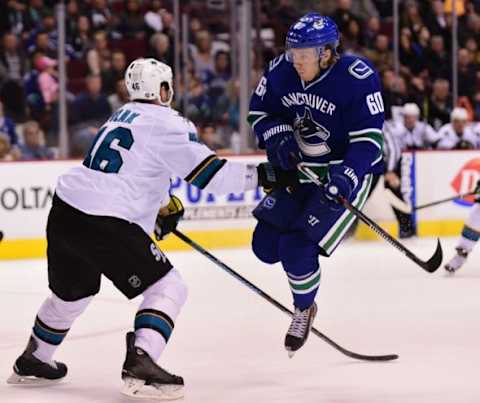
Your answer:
[251,221,281,264]
[97,218,185,399]
[445,204,480,273]
[278,232,320,357]
[8,195,100,385]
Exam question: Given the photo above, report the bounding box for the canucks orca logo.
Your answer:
[293,108,331,157]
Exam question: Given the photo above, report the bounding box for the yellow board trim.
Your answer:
[0,220,467,260]
[0,229,254,260]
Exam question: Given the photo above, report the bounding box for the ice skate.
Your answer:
[285,302,317,358]
[444,247,469,275]
[7,337,67,386]
[121,332,184,400]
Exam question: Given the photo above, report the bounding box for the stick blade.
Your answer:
[421,239,443,273]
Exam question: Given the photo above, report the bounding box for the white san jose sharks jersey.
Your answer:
[56,102,256,234]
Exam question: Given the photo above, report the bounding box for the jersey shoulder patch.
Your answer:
[348,59,374,80]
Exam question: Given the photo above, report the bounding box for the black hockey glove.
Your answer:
[257,162,299,193]
[154,195,184,240]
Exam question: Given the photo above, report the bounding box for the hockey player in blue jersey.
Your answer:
[248,13,384,357]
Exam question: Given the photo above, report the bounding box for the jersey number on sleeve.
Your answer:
[83,127,134,173]
[366,92,384,115]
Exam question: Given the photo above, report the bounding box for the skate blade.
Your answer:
[121,377,184,400]
[7,372,64,386]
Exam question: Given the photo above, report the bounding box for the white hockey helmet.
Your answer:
[125,58,173,106]
[451,107,468,121]
[402,103,420,117]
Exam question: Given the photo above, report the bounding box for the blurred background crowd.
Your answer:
[0,0,479,162]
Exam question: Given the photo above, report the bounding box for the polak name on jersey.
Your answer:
[280,92,336,116]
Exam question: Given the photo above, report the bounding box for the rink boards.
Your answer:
[0,151,478,259]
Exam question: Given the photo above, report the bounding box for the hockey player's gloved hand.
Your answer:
[257,162,299,193]
[155,195,184,241]
[321,165,359,210]
[276,133,302,170]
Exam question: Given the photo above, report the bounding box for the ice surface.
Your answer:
[1,237,480,403]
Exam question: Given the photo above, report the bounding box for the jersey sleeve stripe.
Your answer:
[349,128,383,136]
[185,155,227,189]
[247,111,268,129]
[349,132,383,150]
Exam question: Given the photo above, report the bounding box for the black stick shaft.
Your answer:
[172,229,398,361]
[415,191,478,211]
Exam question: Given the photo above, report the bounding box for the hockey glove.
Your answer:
[257,162,299,193]
[276,132,302,170]
[320,165,359,211]
[154,195,184,241]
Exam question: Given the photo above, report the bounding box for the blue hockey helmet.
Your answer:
[285,13,339,62]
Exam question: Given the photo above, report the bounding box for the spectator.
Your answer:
[341,19,364,54]
[71,74,111,125]
[426,35,451,80]
[118,0,147,40]
[270,0,297,48]
[108,79,129,111]
[401,0,424,42]
[363,16,381,49]
[363,34,392,72]
[333,0,359,33]
[190,30,216,81]
[144,0,164,33]
[382,70,409,119]
[437,107,478,149]
[198,123,227,152]
[24,0,52,33]
[102,50,127,95]
[89,0,113,31]
[18,120,54,160]
[36,55,58,111]
[86,30,111,75]
[0,100,18,146]
[149,32,173,66]
[425,0,448,37]
[70,15,93,59]
[0,132,14,161]
[0,32,28,82]
[458,48,477,101]
[426,78,453,130]
[28,30,57,59]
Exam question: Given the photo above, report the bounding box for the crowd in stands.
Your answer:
[1,0,480,161]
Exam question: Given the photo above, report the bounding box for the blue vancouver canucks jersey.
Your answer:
[248,54,384,178]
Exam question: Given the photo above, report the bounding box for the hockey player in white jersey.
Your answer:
[7,58,295,400]
[436,107,478,149]
[394,103,439,150]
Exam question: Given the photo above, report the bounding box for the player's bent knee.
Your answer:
[144,268,188,308]
[252,222,281,264]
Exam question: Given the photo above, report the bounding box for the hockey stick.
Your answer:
[173,229,398,362]
[0,231,3,242]
[414,190,479,211]
[384,189,480,214]
[297,164,443,273]
[383,188,412,214]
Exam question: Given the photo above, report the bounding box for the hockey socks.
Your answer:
[134,269,187,362]
[287,269,321,311]
[134,309,174,361]
[31,294,92,363]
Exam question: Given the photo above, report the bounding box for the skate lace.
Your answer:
[287,308,310,338]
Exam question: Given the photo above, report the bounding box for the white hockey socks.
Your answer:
[134,269,188,362]
[32,294,93,363]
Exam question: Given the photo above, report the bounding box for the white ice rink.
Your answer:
[1,237,480,403]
